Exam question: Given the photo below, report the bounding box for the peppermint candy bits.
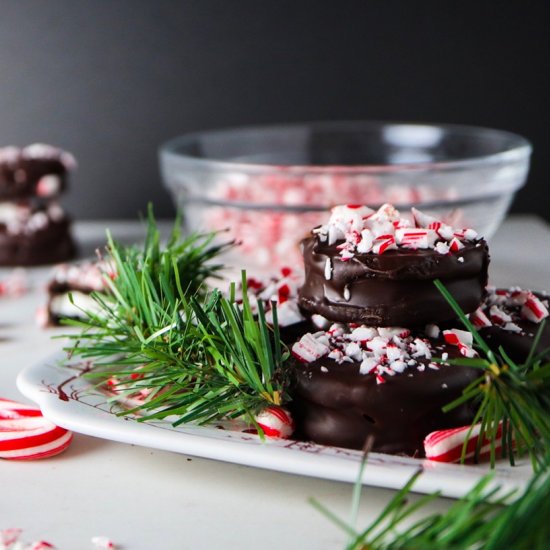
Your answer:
[254,406,294,439]
[521,293,549,323]
[443,329,477,358]
[0,397,73,460]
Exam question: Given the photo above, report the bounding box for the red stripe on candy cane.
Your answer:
[424,423,510,463]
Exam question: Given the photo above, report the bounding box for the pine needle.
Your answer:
[61,207,289,427]
[434,279,550,470]
[313,452,550,549]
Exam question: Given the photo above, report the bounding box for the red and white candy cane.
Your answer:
[254,406,294,439]
[0,397,73,460]
[424,422,510,463]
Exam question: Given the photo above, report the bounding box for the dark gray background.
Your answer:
[0,1,548,220]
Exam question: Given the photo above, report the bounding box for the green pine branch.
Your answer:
[434,279,550,470]
[61,207,290,427]
[312,452,550,550]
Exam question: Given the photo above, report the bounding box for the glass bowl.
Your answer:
[159,121,531,274]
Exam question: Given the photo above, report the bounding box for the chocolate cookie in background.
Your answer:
[0,144,77,266]
[471,287,550,364]
[298,204,490,327]
[0,144,75,201]
[37,259,114,327]
[0,202,75,266]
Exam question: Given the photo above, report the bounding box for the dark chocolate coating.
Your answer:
[481,320,550,364]
[291,349,480,455]
[0,217,75,266]
[0,157,68,200]
[298,237,489,326]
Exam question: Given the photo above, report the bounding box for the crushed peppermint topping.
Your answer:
[443,329,477,358]
[479,286,549,327]
[292,323,447,382]
[425,323,440,339]
[313,203,479,259]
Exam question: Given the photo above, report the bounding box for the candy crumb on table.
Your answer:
[0,529,116,549]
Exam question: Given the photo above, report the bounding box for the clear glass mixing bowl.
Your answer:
[159,121,531,273]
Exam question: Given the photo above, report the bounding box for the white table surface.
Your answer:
[1,216,548,550]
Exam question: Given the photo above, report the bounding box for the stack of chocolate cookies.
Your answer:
[290,204,492,456]
[0,144,76,266]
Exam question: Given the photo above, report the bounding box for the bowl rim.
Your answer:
[159,120,532,174]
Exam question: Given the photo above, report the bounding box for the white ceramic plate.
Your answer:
[17,353,533,499]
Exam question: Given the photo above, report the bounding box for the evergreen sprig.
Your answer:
[312,452,550,550]
[62,209,289,427]
[434,279,550,470]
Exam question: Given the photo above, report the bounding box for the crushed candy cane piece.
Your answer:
[372,234,397,254]
[521,293,549,323]
[359,356,378,374]
[28,542,55,550]
[91,536,116,549]
[448,237,464,252]
[291,333,330,363]
[435,241,450,254]
[0,529,56,550]
[424,323,440,338]
[489,305,512,325]
[1,529,23,547]
[469,308,492,328]
[348,326,378,342]
[503,322,522,333]
[395,228,437,249]
[443,329,477,358]
[443,329,473,347]
[410,338,432,359]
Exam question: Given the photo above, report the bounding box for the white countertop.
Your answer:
[1,216,548,550]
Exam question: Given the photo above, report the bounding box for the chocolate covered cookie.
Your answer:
[0,144,75,200]
[0,202,75,266]
[470,287,550,363]
[298,204,489,326]
[290,323,479,455]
